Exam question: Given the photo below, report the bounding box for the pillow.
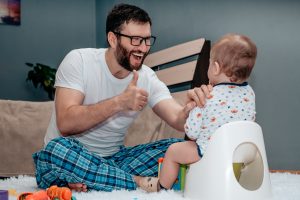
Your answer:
[0,100,53,176]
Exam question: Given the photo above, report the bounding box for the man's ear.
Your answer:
[213,61,221,75]
[107,32,117,48]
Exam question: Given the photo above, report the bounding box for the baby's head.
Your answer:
[208,34,257,85]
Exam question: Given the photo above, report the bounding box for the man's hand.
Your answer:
[183,101,197,119]
[119,70,149,111]
[187,84,213,107]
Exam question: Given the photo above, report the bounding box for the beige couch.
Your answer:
[0,100,53,177]
[0,96,185,177]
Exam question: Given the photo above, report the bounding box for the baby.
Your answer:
[140,33,257,192]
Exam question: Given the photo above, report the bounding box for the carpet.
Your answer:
[0,173,299,200]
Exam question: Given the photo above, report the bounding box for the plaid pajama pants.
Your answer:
[33,137,183,191]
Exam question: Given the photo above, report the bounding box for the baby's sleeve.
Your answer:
[184,107,203,140]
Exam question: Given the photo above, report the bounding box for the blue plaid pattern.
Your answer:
[33,137,183,191]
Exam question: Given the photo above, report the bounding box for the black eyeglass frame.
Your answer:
[113,31,156,46]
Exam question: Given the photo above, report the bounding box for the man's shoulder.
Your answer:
[65,48,106,63]
[140,64,155,75]
[70,48,105,55]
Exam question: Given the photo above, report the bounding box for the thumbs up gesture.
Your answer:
[119,70,148,111]
[130,69,139,87]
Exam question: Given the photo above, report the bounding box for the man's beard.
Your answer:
[115,41,148,72]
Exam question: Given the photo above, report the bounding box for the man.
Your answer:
[33,3,210,192]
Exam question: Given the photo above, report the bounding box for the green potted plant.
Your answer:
[26,62,57,100]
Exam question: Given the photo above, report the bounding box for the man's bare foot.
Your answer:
[68,183,87,192]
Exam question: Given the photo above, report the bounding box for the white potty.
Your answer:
[184,121,272,200]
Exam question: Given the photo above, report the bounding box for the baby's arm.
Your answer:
[184,107,203,140]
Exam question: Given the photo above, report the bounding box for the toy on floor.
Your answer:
[18,190,48,200]
[46,185,72,200]
[0,190,8,200]
[17,185,75,200]
[158,157,188,191]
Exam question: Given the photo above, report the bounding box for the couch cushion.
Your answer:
[0,100,53,177]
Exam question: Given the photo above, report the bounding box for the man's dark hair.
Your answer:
[106,3,152,35]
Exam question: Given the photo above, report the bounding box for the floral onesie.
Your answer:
[184,82,256,156]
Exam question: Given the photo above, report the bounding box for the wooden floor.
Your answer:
[270,170,300,174]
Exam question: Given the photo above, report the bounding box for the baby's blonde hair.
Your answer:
[211,34,257,82]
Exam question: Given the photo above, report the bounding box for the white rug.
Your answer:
[0,173,299,200]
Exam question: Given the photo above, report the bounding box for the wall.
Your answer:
[96,0,300,170]
[0,0,299,170]
[0,0,96,101]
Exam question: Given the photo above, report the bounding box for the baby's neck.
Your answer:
[211,74,230,86]
[212,75,246,86]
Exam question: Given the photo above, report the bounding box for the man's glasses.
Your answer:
[113,32,156,46]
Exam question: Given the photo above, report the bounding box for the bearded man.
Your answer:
[33,3,209,192]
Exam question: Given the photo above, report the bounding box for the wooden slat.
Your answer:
[171,90,188,105]
[172,90,187,100]
[156,60,197,86]
[144,38,205,67]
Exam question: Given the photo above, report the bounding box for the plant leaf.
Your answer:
[25,62,57,100]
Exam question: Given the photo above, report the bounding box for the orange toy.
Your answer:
[47,185,72,200]
[18,185,72,200]
[18,190,49,200]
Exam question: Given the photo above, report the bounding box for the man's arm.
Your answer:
[56,71,148,136]
[152,98,193,132]
[55,87,121,136]
[152,84,213,132]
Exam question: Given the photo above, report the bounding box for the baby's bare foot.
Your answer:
[138,177,159,192]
